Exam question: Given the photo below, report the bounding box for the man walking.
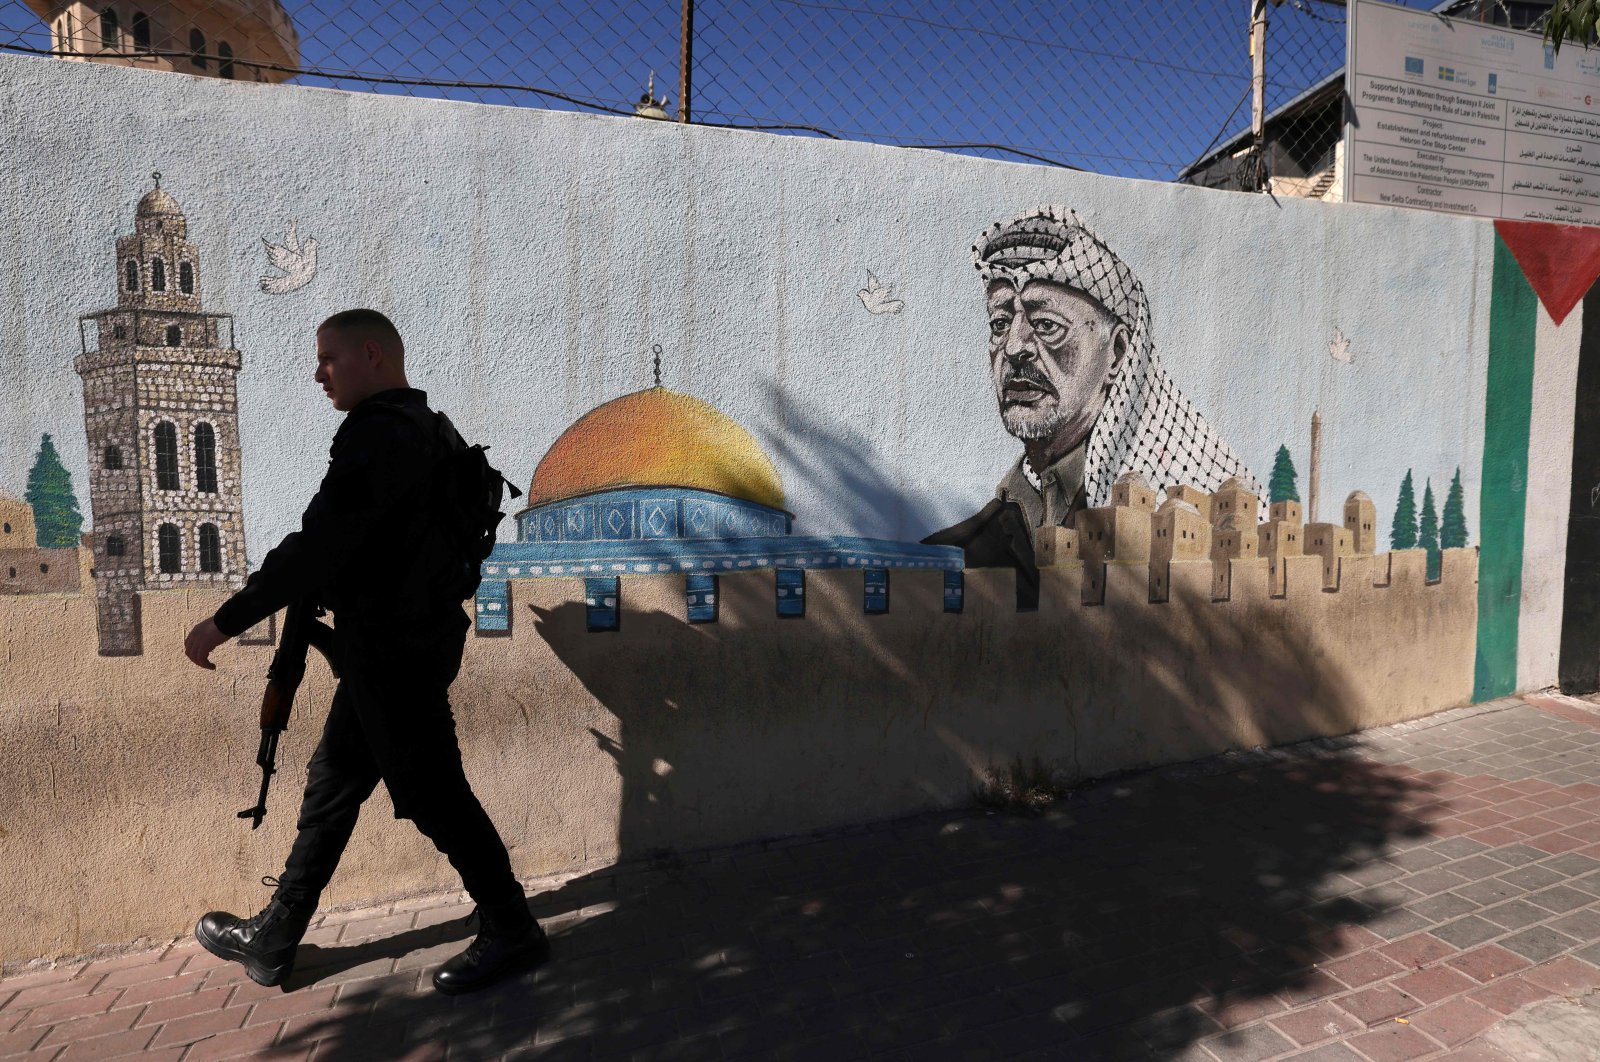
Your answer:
[183,309,544,994]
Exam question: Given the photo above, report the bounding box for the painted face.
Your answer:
[986,279,1126,450]
[312,327,373,412]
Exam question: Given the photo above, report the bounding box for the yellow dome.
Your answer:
[526,388,785,511]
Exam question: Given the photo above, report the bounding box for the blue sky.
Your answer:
[0,0,1440,181]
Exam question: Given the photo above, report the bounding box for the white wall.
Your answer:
[0,51,1497,564]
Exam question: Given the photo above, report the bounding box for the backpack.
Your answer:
[376,402,523,602]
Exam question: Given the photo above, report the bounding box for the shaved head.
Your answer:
[318,309,404,364]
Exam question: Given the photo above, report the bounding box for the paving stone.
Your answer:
[1403,996,1500,1047]
[1454,880,1524,907]
[1497,926,1581,963]
[1467,972,1556,1014]
[1335,985,1419,1027]
[1268,1002,1364,1046]
[1347,1022,1442,1061]
[1432,917,1506,950]
[1525,885,1595,914]
[1391,965,1476,1005]
[1406,893,1478,924]
[1520,955,1600,995]
[1446,945,1533,983]
[1196,1023,1295,1062]
[1478,900,1554,931]
[1546,908,1600,943]
[1321,953,1406,990]
[1543,854,1600,877]
[1377,934,1456,970]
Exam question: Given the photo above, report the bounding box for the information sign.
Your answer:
[1347,0,1600,225]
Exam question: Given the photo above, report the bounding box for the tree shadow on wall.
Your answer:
[280,412,1446,1059]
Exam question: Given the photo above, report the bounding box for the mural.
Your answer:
[11,52,1600,964]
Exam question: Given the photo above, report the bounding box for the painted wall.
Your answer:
[0,52,1581,962]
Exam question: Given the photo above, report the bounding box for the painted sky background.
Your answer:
[0,51,1493,564]
[0,0,1445,181]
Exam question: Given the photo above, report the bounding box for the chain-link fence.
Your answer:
[0,0,1509,187]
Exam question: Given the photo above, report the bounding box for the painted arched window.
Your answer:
[104,444,122,470]
[190,28,207,68]
[157,523,181,573]
[165,324,181,346]
[131,12,150,50]
[198,524,221,573]
[105,534,126,557]
[150,257,165,291]
[153,421,179,490]
[124,260,138,291]
[99,8,118,49]
[179,262,194,294]
[218,41,234,79]
[193,423,217,493]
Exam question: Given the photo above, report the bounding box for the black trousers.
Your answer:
[272,613,522,913]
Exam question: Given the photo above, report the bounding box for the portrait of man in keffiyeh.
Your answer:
[925,206,1260,594]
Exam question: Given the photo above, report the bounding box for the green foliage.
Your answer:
[24,434,84,548]
[1419,480,1441,580]
[1268,444,1300,504]
[1546,0,1600,55]
[1441,467,1469,549]
[1391,470,1418,550]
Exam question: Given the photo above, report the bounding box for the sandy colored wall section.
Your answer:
[0,550,1475,964]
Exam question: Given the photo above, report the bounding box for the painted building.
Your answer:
[74,177,248,655]
[477,385,963,631]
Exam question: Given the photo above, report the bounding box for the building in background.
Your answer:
[74,176,249,655]
[27,0,298,82]
[1180,0,1553,199]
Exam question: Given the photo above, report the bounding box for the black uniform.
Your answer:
[212,387,522,914]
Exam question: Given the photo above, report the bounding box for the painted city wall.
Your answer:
[0,51,1584,962]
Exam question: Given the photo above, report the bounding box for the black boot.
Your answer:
[431,900,549,995]
[194,899,314,988]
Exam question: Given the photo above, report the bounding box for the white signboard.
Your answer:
[1347,0,1600,225]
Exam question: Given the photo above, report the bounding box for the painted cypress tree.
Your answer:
[1268,444,1300,504]
[1441,467,1469,549]
[1419,480,1441,580]
[24,434,84,548]
[1391,470,1418,550]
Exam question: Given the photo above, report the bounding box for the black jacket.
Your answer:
[213,388,453,638]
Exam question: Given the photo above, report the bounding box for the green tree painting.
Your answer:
[1419,480,1441,580]
[24,433,84,548]
[1441,467,1469,549]
[1268,444,1299,504]
[1391,470,1418,550]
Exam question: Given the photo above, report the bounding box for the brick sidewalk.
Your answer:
[5,694,1600,1060]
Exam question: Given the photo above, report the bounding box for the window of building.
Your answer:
[131,11,150,51]
[863,568,889,615]
[165,325,181,346]
[776,568,805,618]
[154,421,179,490]
[157,523,180,573]
[150,257,165,291]
[2,523,9,533]
[218,41,234,79]
[685,574,719,624]
[113,324,126,339]
[179,262,194,294]
[7,568,14,579]
[104,444,122,470]
[106,534,126,557]
[99,7,118,49]
[125,260,138,291]
[190,28,206,68]
[39,563,49,574]
[584,577,619,632]
[193,423,217,493]
[198,524,221,573]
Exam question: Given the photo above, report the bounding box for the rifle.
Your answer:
[237,599,337,829]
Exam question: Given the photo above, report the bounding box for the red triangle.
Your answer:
[1494,219,1600,326]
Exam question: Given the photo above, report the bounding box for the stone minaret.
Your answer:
[1308,409,1323,524]
[75,174,247,655]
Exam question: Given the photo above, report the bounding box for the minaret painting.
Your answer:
[74,174,247,655]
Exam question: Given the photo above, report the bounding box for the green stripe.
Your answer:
[1474,234,1538,700]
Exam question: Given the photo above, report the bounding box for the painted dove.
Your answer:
[260,220,318,295]
[1328,327,1355,364]
[857,271,904,315]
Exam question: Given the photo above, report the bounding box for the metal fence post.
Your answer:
[679,0,693,123]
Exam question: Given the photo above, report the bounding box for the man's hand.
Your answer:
[184,618,230,670]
